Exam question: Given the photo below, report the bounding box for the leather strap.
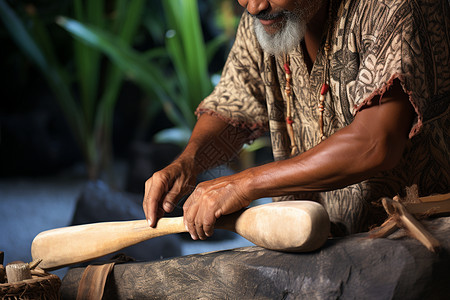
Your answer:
[76,262,115,300]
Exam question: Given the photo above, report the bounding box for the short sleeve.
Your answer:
[195,13,269,140]
[350,0,450,138]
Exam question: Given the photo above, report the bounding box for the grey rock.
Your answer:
[62,216,450,299]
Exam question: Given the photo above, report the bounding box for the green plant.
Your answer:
[0,0,145,181]
[57,0,230,146]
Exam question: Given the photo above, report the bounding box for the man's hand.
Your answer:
[179,80,415,240]
[183,173,252,240]
[143,158,197,227]
[142,114,250,228]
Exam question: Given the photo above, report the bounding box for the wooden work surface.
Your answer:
[61,216,450,299]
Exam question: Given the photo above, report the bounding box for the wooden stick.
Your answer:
[415,193,450,203]
[382,197,440,252]
[368,217,398,239]
[32,201,330,270]
[28,258,43,270]
[404,196,450,215]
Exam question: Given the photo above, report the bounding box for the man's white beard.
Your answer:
[253,13,306,56]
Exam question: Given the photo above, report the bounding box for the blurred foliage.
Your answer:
[0,0,242,180]
[0,0,145,181]
[58,0,241,146]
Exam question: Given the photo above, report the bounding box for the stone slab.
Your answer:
[61,216,450,299]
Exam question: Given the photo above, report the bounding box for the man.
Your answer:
[143,0,450,240]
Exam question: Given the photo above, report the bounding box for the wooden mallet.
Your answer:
[31,201,330,270]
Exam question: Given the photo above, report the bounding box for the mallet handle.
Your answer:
[32,217,188,270]
[32,201,330,270]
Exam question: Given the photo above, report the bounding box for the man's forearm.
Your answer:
[178,113,251,175]
[244,86,415,200]
[245,127,391,199]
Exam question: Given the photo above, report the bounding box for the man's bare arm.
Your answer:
[143,113,250,227]
[183,80,415,240]
[248,80,415,197]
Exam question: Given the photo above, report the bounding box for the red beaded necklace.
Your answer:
[283,1,334,155]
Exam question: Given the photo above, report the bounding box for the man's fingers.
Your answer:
[183,187,218,240]
[161,192,176,213]
[143,178,155,226]
[183,196,200,240]
[161,179,186,213]
[143,176,167,227]
[201,214,215,239]
[198,199,217,239]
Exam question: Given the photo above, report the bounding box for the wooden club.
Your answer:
[31,201,330,270]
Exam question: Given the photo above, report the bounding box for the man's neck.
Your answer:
[303,2,330,69]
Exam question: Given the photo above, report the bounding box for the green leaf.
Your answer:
[162,0,213,122]
[0,0,47,73]
[0,0,84,145]
[57,16,190,130]
[153,127,192,147]
[94,0,146,143]
[72,0,104,129]
[116,0,145,43]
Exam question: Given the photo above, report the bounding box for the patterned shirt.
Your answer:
[196,0,450,234]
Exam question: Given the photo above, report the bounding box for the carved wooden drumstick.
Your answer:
[31,201,330,270]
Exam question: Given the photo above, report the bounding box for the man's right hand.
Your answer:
[143,157,197,227]
[142,113,251,228]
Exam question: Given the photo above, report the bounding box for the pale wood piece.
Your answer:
[383,197,441,252]
[416,193,450,203]
[369,217,398,239]
[32,201,330,270]
[405,200,450,215]
[28,258,42,270]
[404,196,450,215]
[371,193,450,239]
[6,262,32,283]
[32,217,185,271]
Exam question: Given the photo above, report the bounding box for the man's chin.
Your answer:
[258,18,285,35]
[260,25,282,36]
[254,19,305,56]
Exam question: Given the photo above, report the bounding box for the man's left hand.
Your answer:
[183,173,253,240]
